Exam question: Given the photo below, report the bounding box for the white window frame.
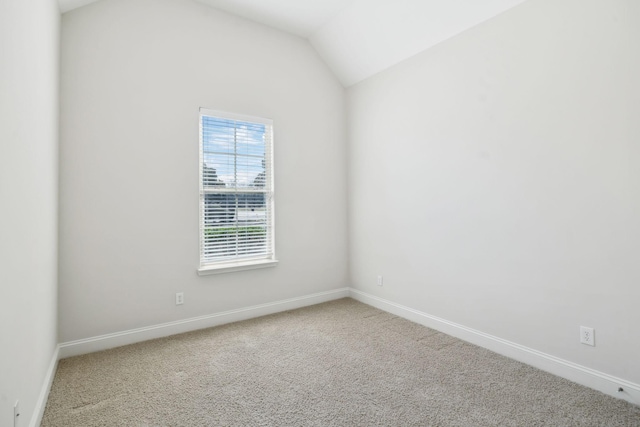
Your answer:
[197,108,277,275]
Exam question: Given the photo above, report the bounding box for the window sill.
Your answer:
[198,259,278,276]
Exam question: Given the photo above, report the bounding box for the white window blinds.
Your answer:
[199,109,275,269]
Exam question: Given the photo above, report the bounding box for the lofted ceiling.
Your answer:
[194,0,355,37]
[57,0,528,87]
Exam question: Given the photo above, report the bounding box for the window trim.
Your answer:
[197,259,279,276]
[198,108,277,274]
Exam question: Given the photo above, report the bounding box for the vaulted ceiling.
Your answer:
[57,0,528,87]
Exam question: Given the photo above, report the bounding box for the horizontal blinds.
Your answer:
[199,110,274,266]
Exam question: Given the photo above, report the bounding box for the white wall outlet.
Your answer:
[14,400,20,427]
[580,326,595,346]
[377,275,383,286]
[175,292,184,305]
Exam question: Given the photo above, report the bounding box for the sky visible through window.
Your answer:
[202,117,266,188]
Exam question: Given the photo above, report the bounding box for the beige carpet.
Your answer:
[42,298,639,426]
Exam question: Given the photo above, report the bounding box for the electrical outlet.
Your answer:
[377,275,383,286]
[14,400,20,427]
[580,326,595,346]
[175,292,184,305]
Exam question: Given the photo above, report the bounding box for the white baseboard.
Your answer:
[58,288,350,359]
[348,288,640,406]
[29,345,59,427]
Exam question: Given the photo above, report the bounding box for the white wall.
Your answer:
[310,0,527,87]
[59,0,348,342]
[348,0,640,385]
[0,0,60,425]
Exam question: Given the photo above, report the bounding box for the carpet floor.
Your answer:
[42,298,639,426]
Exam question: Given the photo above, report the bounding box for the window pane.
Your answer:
[236,156,265,189]
[202,117,236,155]
[202,193,269,261]
[235,122,266,157]
[199,110,274,267]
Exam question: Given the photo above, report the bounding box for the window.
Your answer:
[198,109,276,274]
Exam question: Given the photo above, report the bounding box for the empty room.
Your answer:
[1,0,639,425]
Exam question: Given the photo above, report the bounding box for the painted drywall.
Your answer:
[194,0,354,37]
[0,0,60,425]
[59,0,347,342]
[310,0,527,87]
[60,0,532,89]
[348,0,640,385]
